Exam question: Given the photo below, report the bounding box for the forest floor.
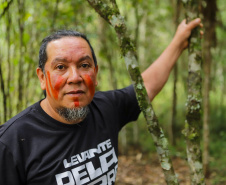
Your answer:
[115,153,220,185]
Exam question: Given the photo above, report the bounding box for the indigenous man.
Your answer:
[0,18,202,185]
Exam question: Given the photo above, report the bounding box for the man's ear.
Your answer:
[36,68,46,90]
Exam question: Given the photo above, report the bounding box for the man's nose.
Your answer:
[67,67,82,84]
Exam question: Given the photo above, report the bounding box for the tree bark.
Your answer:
[17,0,25,112]
[170,0,181,146]
[182,0,206,184]
[6,7,12,120]
[87,1,179,184]
[201,0,217,177]
[0,58,7,123]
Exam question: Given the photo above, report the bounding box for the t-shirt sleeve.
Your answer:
[94,85,141,130]
[114,85,141,125]
[0,141,23,185]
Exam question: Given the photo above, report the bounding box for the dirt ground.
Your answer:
[115,154,214,185]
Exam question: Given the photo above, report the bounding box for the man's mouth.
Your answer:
[65,90,85,96]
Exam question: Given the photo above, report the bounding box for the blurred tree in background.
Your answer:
[0,0,225,184]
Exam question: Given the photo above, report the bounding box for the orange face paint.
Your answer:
[47,71,55,98]
[53,76,64,99]
[84,74,95,97]
[46,71,63,100]
[45,78,51,97]
[73,97,79,107]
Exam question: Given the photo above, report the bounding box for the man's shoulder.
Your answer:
[91,85,138,113]
[0,101,40,138]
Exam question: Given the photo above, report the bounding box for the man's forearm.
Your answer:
[141,18,202,101]
[142,38,184,101]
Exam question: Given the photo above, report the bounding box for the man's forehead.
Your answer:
[46,37,93,58]
[46,37,94,63]
[47,36,89,48]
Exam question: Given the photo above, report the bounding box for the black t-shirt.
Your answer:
[0,85,140,185]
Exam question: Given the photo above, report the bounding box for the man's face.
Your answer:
[39,37,98,111]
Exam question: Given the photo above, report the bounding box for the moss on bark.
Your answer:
[182,0,206,184]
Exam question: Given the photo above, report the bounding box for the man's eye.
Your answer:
[81,64,90,68]
[56,65,64,70]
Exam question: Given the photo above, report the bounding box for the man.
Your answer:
[0,18,202,185]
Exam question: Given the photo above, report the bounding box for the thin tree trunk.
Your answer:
[17,0,25,112]
[6,7,12,119]
[87,1,179,184]
[218,45,225,120]
[132,0,142,148]
[133,121,139,145]
[170,0,181,145]
[0,0,13,123]
[51,0,60,31]
[0,59,7,123]
[182,1,206,184]
[201,0,217,177]
[133,0,141,62]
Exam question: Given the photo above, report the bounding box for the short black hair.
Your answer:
[38,30,97,72]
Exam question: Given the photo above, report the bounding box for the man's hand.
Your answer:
[173,18,203,50]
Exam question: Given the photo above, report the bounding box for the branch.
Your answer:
[0,0,13,19]
[87,1,179,184]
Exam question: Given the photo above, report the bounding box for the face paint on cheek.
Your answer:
[46,71,56,98]
[53,76,64,99]
[84,74,95,97]
[47,71,59,100]
[45,78,51,97]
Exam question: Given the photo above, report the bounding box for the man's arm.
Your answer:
[142,18,202,101]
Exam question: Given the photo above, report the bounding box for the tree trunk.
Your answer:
[6,7,12,120]
[17,0,25,112]
[182,1,206,184]
[87,1,179,184]
[132,0,142,148]
[51,0,60,31]
[0,58,7,123]
[170,0,181,146]
[0,0,13,123]
[201,0,217,177]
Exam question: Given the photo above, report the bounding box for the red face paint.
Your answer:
[53,76,64,99]
[84,74,95,97]
[46,71,64,100]
[45,78,51,97]
[47,71,54,97]
[73,97,79,107]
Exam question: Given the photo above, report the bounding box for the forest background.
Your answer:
[0,0,225,184]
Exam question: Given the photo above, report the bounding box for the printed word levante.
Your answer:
[55,139,118,185]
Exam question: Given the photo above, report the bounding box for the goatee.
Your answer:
[56,106,89,123]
